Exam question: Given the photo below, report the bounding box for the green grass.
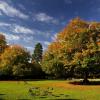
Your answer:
[0,80,100,100]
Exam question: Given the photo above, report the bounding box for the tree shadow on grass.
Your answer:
[0,94,6,100]
[0,94,5,96]
[38,94,80,100]
[18,99,30,100]
[69,80,100,85]
[49,99,80,100]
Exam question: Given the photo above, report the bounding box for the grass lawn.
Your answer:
[0,79,100,100]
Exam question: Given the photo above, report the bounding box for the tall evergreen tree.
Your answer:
[32,43,43,63]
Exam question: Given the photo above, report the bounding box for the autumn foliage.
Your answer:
[0,35,43,79]
[0,18,100,81]
[42,18,100,82]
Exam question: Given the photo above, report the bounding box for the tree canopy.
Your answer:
[0,18,100,81]
[42,18,100,82]
[0,45,30,77]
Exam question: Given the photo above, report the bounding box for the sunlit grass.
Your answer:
[0,80,100,100]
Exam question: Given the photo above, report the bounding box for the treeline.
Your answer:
[0,18,100,83]
[0,36,44,79]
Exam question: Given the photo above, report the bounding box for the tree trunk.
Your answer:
[83,71,89,84]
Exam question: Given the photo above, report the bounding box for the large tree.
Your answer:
[42,18,100,82]
[32,43,43,63]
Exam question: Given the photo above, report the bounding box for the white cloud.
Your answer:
[0,1,28,19]
[33,12,59,24]
[26,46,33,50]
[2,33,20,41]
[0,22,34,35]
[13,25,33,34]
[44,41,50,46]
[0,22,11,27]
[0,21,54,52]
[64,0,72,4]
[0,21,51,39]
[51,33,57,41]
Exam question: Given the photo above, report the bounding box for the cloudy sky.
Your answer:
[0,0,100,52]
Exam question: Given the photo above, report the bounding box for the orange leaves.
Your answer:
[57,17,89,44]
[42,18,100,78]
[67,17,88,29]
[1,44,29,60]
[48,42,62,54]
[0,44,30,69]
[97,41,100,46]
[45,18,100,60]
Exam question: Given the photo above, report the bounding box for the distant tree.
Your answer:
[0,45,30,78]
[31,60,44,78]
[32,43,43,63]
[0,33,7,54]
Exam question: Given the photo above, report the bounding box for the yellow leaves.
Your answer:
[0,44,30,68]
[75,52,83,59]
[67,17,88,29]
[82,50,90,57]
[56,18,90,51]
[81,49,98,57]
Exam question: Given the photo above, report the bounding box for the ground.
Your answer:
[0,79,100,100]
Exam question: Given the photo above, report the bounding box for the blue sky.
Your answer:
[0,0,100,52]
